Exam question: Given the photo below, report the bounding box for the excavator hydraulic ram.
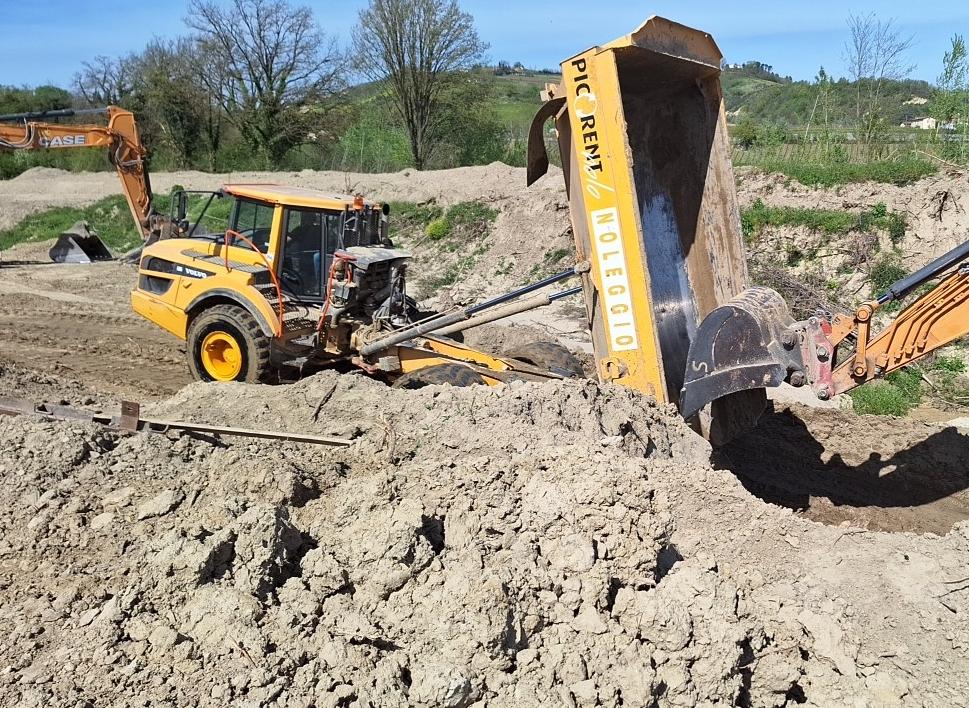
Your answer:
[528,16,759,440]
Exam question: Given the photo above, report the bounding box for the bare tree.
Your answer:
[353,0,487,169]
[843,13,915,145]
[74,55,135,106]
[186,0,345,165]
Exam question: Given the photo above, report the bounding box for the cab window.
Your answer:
[230,198,274,253]
[280,208,343,300]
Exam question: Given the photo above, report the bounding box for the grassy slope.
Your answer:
[0,193,232,253]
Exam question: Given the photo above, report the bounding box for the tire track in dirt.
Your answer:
[0,262,189,399]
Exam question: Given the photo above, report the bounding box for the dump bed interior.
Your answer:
[528,15,763,440]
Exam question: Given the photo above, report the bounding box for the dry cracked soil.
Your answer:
[1,165,969,707]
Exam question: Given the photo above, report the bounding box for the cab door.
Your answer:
[278,207,343,302]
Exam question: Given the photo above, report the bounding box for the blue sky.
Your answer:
[2,0,967,88]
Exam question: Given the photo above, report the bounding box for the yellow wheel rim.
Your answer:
[200,331,243,381]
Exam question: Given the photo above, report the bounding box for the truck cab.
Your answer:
[132,185,411,382]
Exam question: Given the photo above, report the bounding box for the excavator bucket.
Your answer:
[679,287,796,421]
[528,16,765,441]
[49,221,113,264]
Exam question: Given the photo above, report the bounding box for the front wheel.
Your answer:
[186,304,273,383]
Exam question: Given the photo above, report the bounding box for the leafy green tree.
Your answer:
[931,34,968,162]
[0,86,71,116]
[352,0,488,169]
[131,39,210,168]
[186,0,346,166]
[434,74,505,166]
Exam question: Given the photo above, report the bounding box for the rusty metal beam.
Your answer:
[0,397,351,447]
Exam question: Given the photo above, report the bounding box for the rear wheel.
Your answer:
[392,363,485,389]
[503,341,583,378]
[187,304,273,383]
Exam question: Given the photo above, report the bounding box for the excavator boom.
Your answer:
[0,106,167,254]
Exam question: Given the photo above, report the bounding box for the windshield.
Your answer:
[229,198,274,253]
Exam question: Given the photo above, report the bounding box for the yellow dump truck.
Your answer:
[123,16,759,441]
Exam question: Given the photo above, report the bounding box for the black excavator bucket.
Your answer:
[680,287,798,422]
[49,221,114,264]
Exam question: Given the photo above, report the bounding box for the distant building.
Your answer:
[900,117,938,130]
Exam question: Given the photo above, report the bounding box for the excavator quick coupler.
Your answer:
[680,286,838,421]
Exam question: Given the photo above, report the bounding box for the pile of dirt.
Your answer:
[737,167,969,273]
[2,373,967,707]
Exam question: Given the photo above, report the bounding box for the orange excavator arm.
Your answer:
[0,106,169,243]
[680,238,969,417]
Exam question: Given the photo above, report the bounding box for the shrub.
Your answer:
[848,368,922,416]
[741,199,770,244]
[868,256,907,294]
[426,217,452,241]
[885,212,907,246]
[422,201,498,241]
[932,355,966,374]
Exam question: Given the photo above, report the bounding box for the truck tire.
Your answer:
[503,341,583,378]
[392,363,485,389]
[186,304,273,383]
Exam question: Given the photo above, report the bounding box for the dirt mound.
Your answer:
[737,167,969,273]
[9,166,73,181]
[2,373,968,707]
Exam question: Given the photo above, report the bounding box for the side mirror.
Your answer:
[175,190,188,222]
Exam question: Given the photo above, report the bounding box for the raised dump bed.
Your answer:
[528,16,761,441]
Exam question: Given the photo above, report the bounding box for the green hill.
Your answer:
[0,65,945,180]
[720,65,935,127]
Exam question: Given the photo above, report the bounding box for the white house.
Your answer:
[900,117,938,130]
